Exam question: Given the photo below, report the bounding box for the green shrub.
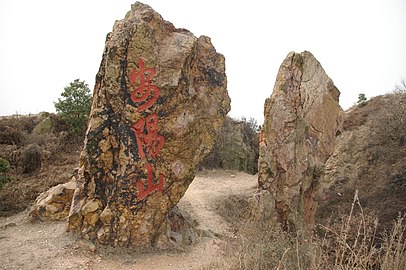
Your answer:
[0,175,12,190]
[0,158,10,173]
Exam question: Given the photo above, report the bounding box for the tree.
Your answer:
[54,79,92,135]
[357,93,368,107]
[248,117,260,132]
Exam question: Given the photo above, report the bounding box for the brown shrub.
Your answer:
[21,143,42,174]
[343,96,386,131]
[373,93,406,147]
[315,191,405,270]
[322,93,406,233]
[0,126,25,145]
[50,114,69,133]
[17,115,40,133]
[0,115,40,134]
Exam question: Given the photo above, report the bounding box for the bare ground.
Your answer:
[0,170,257,270]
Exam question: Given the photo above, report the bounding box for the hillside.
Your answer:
[0,113,82,216]
[317,93,406,230]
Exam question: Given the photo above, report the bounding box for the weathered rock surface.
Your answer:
[67,2,230,247]
[246,190,275,220]
[258,51,343,229]
[29,177,76,221]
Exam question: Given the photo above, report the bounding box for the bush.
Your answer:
[0,126,25,145]
[0,175,12,190]
[21,144,42,174]
[315,191,405,270]
[394,78,406,94]
[374,93,406,147]
[0,158,10,173]
[50,114,69,133]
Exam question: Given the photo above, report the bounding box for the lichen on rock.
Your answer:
[66,2,230,247]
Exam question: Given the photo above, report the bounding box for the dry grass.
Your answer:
[316,190,405,270]
[206,191,406,270]
[380,215,406,270]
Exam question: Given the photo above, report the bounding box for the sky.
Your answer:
[0,0,405,124]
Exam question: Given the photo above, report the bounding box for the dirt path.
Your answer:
[0,170,257,270]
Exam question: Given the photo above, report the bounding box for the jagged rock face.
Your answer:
[67,2,230,247]
[258,51,343,229]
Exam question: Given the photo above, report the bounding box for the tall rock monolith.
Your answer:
[258,51,343,230]
[67,2,230,247]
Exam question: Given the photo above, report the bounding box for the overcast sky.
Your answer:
[0,0,405,123]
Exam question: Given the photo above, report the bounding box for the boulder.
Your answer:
[258,51,343,229]
[29,178,76,221]
[67,2,230,248]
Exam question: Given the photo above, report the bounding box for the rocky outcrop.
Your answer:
[258,51,343,229]
[317,94,406,231]
[29,177,76,221]
[200,116,259,174]
[67,2,230,248]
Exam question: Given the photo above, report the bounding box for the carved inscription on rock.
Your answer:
[129,58,165,201]
[66,2,230,248]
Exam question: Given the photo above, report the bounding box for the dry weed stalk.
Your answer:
[318,190,404,270]
[204,191,405,270]
[380,215,406,270]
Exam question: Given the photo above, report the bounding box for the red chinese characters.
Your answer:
[136,163,164,201]
[129,58,165,201]
[131,114,165,160]
[130,58,160,112]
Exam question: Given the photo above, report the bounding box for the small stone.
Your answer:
[29,180,76,221]
[0,222,17,230]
